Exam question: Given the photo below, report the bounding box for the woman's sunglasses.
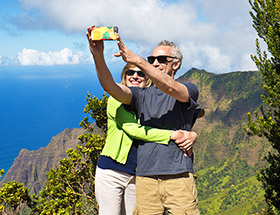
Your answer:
[147,55,177,64]
[125,70,145,77]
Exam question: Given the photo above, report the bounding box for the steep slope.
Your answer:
[0,128,85,194]
[179,68,265,169]
[179,68,268,214]
[179,68,263,125]
[1,68,269,214]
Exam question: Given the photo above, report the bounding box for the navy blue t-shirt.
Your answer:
[128,82,199,176]
[97,143,138,175]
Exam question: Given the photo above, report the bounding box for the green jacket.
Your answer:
[101,96,172,164]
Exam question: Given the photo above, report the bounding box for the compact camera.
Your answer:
[91,26,118,41]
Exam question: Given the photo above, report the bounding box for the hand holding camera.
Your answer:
[90,26,118,41]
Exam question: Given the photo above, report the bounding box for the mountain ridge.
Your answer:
[0,127,85,194]
[0,68,268,214]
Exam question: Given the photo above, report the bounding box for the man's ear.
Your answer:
[172,59,181,71]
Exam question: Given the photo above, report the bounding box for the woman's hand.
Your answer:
[86,25,104,57]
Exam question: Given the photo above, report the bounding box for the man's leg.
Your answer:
[163,173,200,215]
[133,176,165,215]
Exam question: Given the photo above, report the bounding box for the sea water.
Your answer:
[0,65,121,174]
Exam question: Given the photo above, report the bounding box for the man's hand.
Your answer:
[170,130,197,156]
[114,34,142,64]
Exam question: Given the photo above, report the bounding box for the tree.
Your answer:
[246,0,280,212]
[29,92,108,214]
[0,169,33,215]
[0,93,108,214]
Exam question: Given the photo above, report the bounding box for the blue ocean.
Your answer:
[0,64,122,174]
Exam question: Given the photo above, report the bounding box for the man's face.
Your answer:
[150,45,179,77]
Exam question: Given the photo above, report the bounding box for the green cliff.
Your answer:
[1,68,268,214]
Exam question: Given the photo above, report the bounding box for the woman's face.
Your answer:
[125,67,147,88]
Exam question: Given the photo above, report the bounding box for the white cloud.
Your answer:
[240,53,257,72]
[176,42,231,74]
[18,48,84,66]
[17,0,204,42]
[12,0,259,73]
[202,45,231,72]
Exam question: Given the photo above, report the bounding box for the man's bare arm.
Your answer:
[133,57,190,103]
[114,34,190,103]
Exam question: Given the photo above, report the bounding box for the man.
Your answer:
[87,26,200,215]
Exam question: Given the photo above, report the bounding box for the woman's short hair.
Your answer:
[120,63,152,87]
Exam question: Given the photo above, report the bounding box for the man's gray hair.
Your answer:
[157,40,183,70]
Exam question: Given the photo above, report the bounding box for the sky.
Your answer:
[0,0,264,76]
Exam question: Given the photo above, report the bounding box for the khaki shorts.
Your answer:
[133,172,200,215]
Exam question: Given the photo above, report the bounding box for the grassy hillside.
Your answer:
[178,68,268,214]
[1,68,269,214]
[199,175,265,214]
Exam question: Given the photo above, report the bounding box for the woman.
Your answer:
[95,63,188,215]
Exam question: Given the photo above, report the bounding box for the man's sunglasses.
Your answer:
[125,70,146,77]
[147,55,177,64]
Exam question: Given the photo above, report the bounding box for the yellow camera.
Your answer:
[91,26,118,41]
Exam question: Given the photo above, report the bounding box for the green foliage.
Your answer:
[182,68,216,88]
[28,92,108,214]
[194,125,254,171]
[0,92,108,214]
[198,172,266,215]
[246,0,280,212]
[185,68,264,126]
[196,125,230,168]
[78,91,108,174]
[80,92,108,133]
[0,169,4,179]
[197,159,254,201]
[194,121,270,214]
[0,69,274,214]
[0,178,33,215]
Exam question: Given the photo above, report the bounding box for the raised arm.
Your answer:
[86,26,132,105]
[114,35,190,103]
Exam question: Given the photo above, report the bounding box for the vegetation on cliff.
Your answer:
[0,93,108,214]
[1,0,280,211]
[1,68,270,215]
[245,0,280,213]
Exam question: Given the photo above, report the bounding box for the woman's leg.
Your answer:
[124,176,136,215]
[95,167,135,215]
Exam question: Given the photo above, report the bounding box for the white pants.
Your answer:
[95,167,136,215]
